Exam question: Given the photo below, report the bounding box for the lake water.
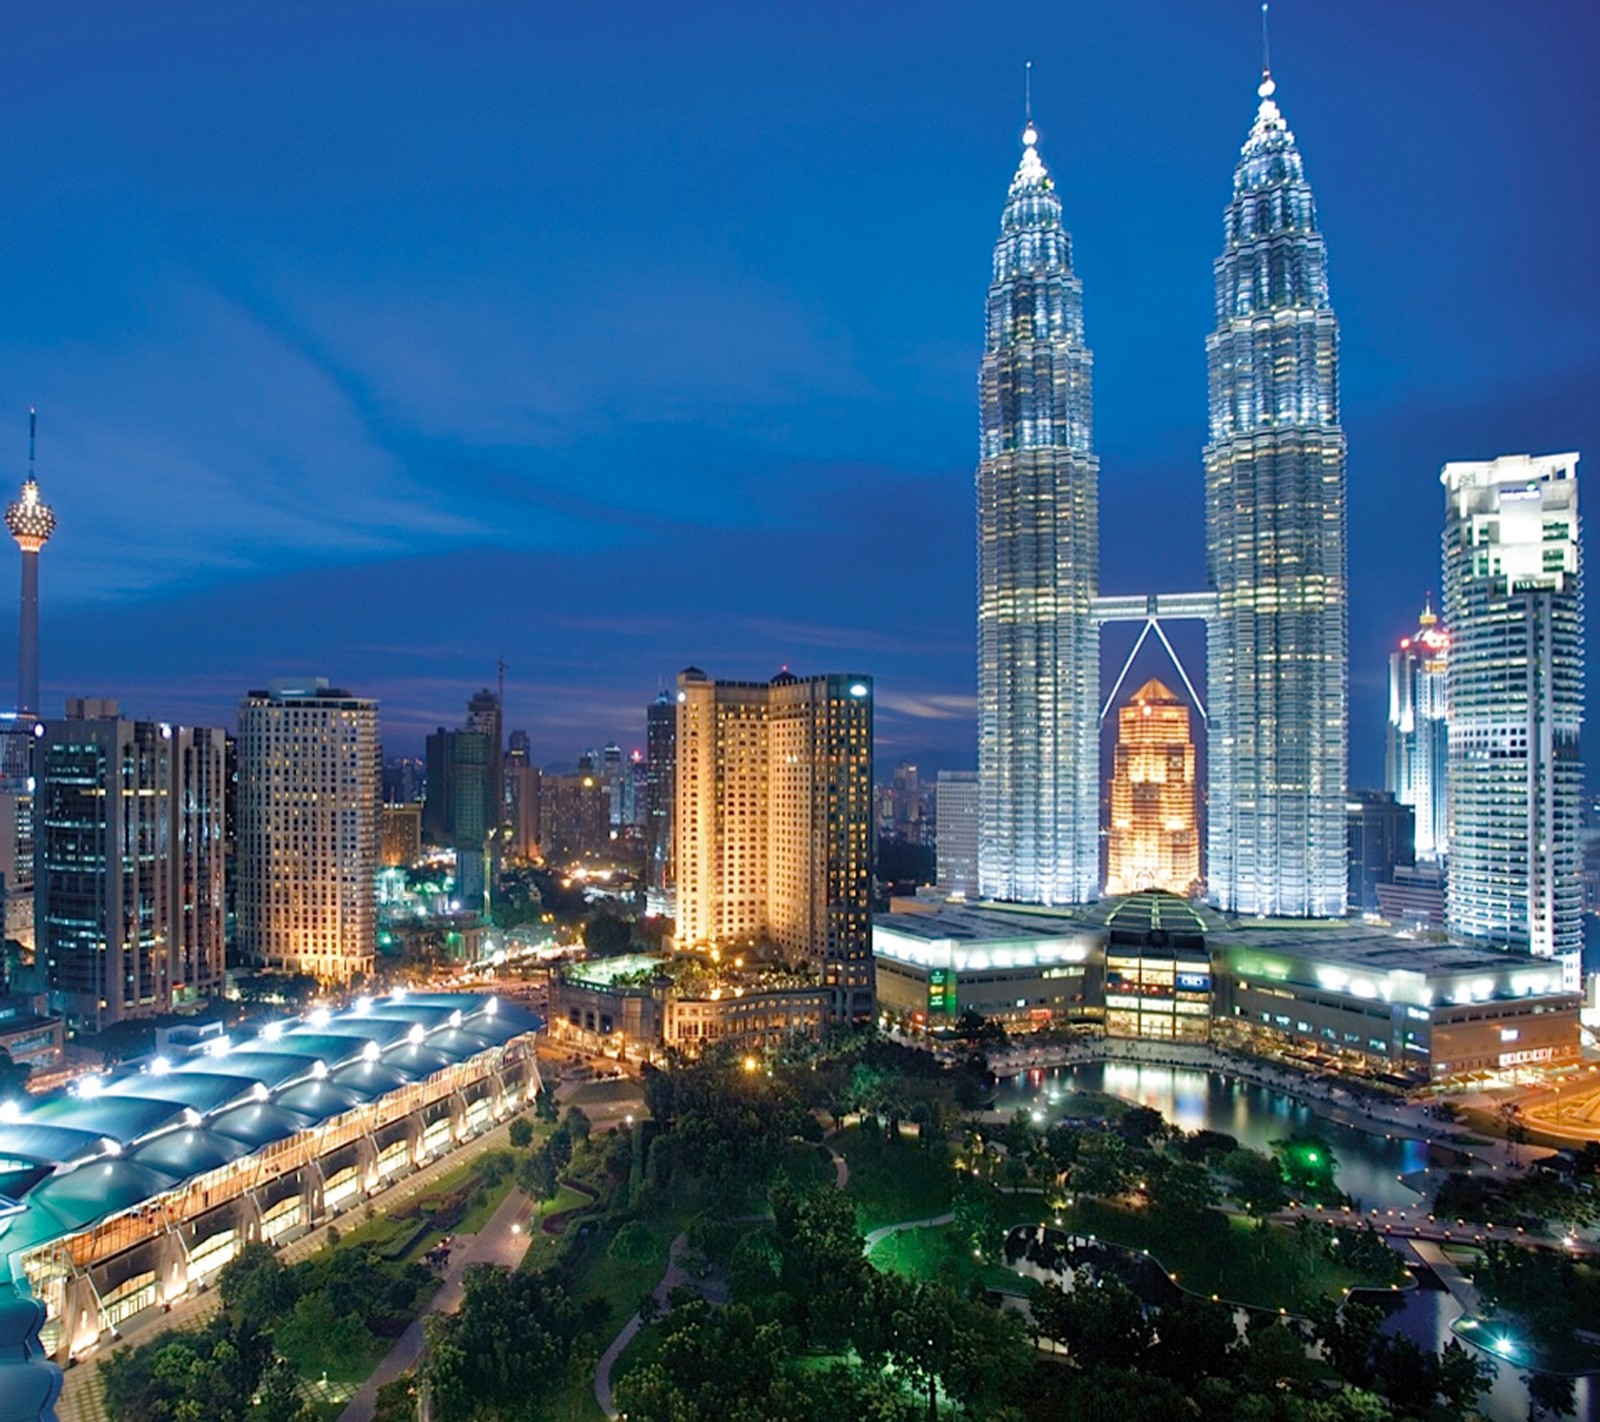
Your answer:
[995,1060,1440,1209]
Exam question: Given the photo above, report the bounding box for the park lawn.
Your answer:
[1062,1199,1397,1313]
[868,1222,1027,1296]
[569,1210,693,1334]
[836,1126,953,1233]
[454,1174,517,1237]
[516,1183,600,1273]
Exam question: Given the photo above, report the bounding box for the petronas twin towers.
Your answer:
[977,64,1349,916]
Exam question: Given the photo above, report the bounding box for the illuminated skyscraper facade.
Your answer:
[238,679,379,983]
[674,668,874,1020]
[1385,603,1450,862]
[977,120,1099,906]
[1204,69,1348,917]
[1105,679,1200,897]
[1441,453,1583,988]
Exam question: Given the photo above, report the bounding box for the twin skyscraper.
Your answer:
[977,61,1349,916]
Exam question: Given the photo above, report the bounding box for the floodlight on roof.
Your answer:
[252,1083,270,1103]
[205,1036,232,1058]
[390,986,408,1003]
[309,1006,332,1029]
[183,1108,203,1127]
[485,995,499,1016]
[362,1041,381,1063]
[312,1060,328,1080]
[408,1024,426,1046]
[355,995,373,1016]
[0,1099,21,1123]
[449,1009,462,1029]
[77,1076,104,1099]
[150,1057,172,1076]
[262,1021,284,1042]
[99,1138,121,1157]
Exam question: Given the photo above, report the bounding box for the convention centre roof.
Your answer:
[0,992,539,1270]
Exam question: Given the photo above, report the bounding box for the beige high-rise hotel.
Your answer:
[673,667,874,1021]
[238,678,380,983]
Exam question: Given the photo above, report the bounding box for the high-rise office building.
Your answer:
[540,769,609,862]
[1205,64,1348,918]
[645,691,675,916]
[506,730,541,862]
[1105,679,1200,898]
[976,117,1100,907]
[1441,453,1583,987]
[238,679,379,983]
[1346,790,1414,915]
[6,410,54,719]
[466,687,504,832]
[674,668,874,1020]
[0,716,36,949]
[34,700,225,1032]
[935,771,979,899]
[1385,603,1450,862]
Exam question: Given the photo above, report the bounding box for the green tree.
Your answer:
[608,1219,658,1263]
[425,1266,606,1422]
[508,1116,534,1149]
[583,912,632,955]
[0,1046,30,1101]
[217,1241,299,1333]
[1072,1130,1135,1198]
[1222,1147,1289,1218]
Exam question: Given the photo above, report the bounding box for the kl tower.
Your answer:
[5,410,55,717]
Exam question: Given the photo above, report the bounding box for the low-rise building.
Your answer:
[873,904,1102,1033]
[548,952,832,1060]
[871,891,1581,1083]
[1211,924,1581,1081]
[0,993,63,1079]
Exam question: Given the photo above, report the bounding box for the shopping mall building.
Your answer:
[875,893,1580,1082]
[0,991,540,1419]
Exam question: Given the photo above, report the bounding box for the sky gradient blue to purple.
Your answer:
[1,3,1596,782]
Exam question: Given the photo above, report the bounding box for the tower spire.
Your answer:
[1025,60,1032,124]
[28,407,35,477]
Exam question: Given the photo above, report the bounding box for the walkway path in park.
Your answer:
[863,1212,956,1251]
[336,1185,534,1422]
[593,1231,692,1420]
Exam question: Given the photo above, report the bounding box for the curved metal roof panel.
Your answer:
[103,1072,261,1117]
[273,1080,366,1121]
[128,1127,249,1180]
[420,1027,493,1062]
[174,1052,322,1091]
[22,1096,189,1147]
[327,1060,411,1100]
[378,1043,454,1081]
[0,1122,124,1170]
[205,1101,318,1150]
[241,1034,376,1067]
[27,1159,181,1233]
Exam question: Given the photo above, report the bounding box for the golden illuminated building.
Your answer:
[1104,679,1199,897]
[673,667,875,1021]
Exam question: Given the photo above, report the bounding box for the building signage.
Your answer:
[928,969,957,1017]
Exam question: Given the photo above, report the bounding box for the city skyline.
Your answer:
[0,4,1595,781]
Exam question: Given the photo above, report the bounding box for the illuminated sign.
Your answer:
[927,969,957,1016]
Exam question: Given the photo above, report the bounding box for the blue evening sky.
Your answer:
[0,2,1595,782]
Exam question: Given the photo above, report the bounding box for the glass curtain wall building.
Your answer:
[1441,453,1583,989]
[977,120,1099,906]
[1204,67,1348,917]
[1385,603,1450,862]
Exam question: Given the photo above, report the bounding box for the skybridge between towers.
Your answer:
[1091,592,1216,724]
